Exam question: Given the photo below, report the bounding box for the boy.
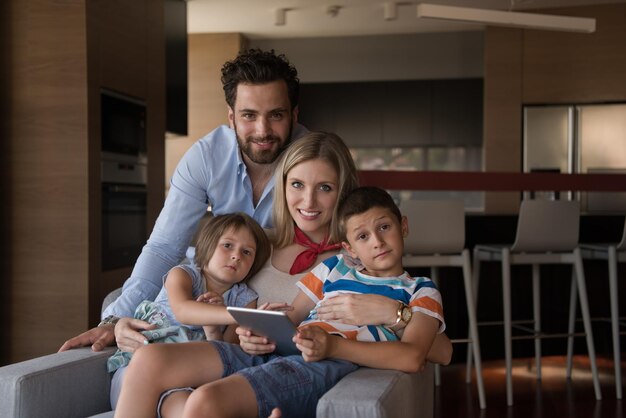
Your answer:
[115,186,451,418]
[292,186,451,372]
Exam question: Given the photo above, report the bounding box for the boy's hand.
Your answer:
[293,325,337,362]
[196,291,224,305]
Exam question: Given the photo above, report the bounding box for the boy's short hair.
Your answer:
[337,187,402,239]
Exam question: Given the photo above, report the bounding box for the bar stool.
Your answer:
[574,217,626,399]
[470,199,602,406]
[400,199,486,409]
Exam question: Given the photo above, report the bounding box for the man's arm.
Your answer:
[60,141,212,352]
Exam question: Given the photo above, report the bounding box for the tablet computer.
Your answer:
[227,307,299,356]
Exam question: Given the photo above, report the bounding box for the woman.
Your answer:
[240,131,403,355]
[115,132,444,418]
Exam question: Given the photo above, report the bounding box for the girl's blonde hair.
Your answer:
[272,131,359,248]
[194,213,271,281]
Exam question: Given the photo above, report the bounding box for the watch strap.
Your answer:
[98,315,120,327]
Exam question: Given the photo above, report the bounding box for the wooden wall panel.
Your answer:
[6,0,89,363]
[482,3,626,214]
[523,4,626,104]
[3,0,166,364]
[483,27,523,214]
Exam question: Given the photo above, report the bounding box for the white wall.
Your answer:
[251,31,483,83]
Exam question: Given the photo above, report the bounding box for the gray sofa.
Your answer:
[0,289,434,418]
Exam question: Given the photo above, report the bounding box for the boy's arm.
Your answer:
[286,291,316,325]
[296,312,445,373]
[166,268,235,326]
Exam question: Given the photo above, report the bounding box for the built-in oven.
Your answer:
[101,182,147,271]
[101,89,149,271]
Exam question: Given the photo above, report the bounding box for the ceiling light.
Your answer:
[384,2,398,21]
[416,3,596,33]
[274,8,291,26]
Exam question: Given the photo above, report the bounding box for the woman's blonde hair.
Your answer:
[272,131,359,248]
[195,213,271,282]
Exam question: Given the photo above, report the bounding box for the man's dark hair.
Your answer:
[221,49,299,110]
[338,187,402,238]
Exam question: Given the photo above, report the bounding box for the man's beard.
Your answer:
[235,123,293,165]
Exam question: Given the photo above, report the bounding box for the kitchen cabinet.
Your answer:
[299,78,482,149]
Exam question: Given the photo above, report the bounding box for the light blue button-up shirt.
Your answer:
[103,124,308,318]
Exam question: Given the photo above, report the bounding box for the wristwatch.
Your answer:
[98,315,120,328]
[390,302,412,329]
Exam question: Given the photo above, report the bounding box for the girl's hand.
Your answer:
[196,291,224,306]
[315,293,398,326]
[293,325,337,362]
[235,326,276,355]
[257,302,293,312]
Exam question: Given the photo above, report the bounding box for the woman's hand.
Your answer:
[114,317,157,353]
[294,326,337,362]
[315,293,398,326]
[235,326,276,355]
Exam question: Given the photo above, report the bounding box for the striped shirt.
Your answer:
[296,254,445,342]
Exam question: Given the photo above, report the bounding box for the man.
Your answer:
[59,49,306,354]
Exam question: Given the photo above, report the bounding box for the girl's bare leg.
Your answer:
[160,390,191,418]
[182,374,258,418]
[114,342,224,418]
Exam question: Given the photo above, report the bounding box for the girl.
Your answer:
[107,213,270,405]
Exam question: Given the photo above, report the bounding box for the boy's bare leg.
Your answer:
[114,342,224,418]
[183,374,258,418]
[161,391,191,418]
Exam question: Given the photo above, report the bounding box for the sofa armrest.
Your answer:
[0,347,116,418]
[317,363,434,418]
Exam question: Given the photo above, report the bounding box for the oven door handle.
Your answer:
[103,184,147,194]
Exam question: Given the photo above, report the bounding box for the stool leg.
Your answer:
[573,248,602,401]
[462,249,486,409]
[566,269,577,379]
[532,263,542,380]
[466,248,481,382]
[431,267,441,387]
[502,248,514,406]
[608,246,622,399]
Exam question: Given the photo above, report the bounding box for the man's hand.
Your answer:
[58,325,115,352]
[235,326,276,355]
[293,326,337,362]
[114,317,157,353]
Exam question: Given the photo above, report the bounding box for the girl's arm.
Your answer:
[295,312,449,373]
[165,268,235,326]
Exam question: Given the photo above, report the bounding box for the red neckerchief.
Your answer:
[289,226,341,274]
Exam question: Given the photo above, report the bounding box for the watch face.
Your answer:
[401,306,412,322]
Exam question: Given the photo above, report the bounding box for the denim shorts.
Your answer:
[212,340,359,418]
